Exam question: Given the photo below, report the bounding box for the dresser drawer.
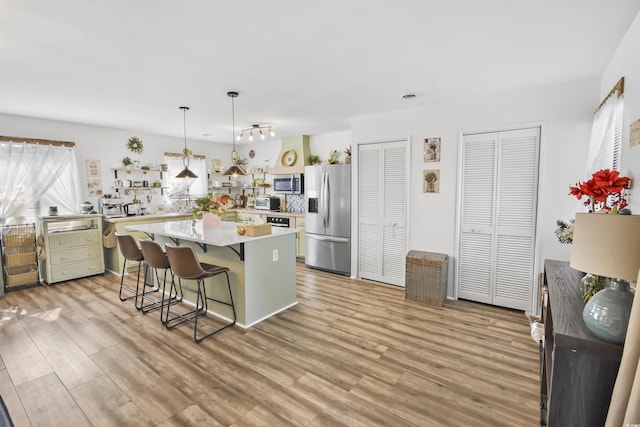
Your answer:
[50,259,104,282]
[47,230,101,250]
[49,244,102,266]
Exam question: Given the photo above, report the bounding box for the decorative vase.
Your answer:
[582,280,634,344]
[202,212,221,229]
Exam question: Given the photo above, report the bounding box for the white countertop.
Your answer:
[126,219,297,247]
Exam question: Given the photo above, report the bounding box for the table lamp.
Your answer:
[570,213,640,344]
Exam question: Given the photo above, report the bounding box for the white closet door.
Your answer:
[458,127,540,310]
[359,145,382,279]
[458,132,497,304]
[493,129,539,310]
[358,141,408,286]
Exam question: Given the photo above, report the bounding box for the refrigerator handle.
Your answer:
[322,171,329,227]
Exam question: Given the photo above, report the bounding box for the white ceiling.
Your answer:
[1,1,639,144]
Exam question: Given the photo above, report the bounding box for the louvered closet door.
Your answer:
[358,141,408,286]
[458,127,540,310]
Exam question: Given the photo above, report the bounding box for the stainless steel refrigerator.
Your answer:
[304,164,351,276]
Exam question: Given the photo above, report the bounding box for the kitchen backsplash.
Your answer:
[285,194,304,213]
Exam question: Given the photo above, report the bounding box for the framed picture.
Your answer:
[423,169,440,193]
[86,159,101,177]
[87,179,103,197]
[630,119,640,148]
[424,137,441,162]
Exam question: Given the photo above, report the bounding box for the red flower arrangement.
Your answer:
[569,169,630,213]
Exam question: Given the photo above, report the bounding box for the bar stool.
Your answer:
[139,239,180,322]
[115,233,157,309]
[165,244,236,343]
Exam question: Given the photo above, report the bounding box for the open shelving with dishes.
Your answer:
[111,167,168,196]
[207,171,271,206]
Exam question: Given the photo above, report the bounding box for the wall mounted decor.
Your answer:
[423,169,440,193]
[630,118,640,147]
[424,137,441,162]
[86,159,101,177]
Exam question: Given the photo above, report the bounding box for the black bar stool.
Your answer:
[165,244,236,343]
[139,239,180,322]
[115,233,158,309]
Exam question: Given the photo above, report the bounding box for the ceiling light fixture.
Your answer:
[223,91,246,177]
[236,124,275,142]
[176,106,198,179]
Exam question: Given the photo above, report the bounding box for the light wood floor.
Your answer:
[0,265,539,426]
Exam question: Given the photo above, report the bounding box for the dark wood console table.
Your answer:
[541,260,623,426]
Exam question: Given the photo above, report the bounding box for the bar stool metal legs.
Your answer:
[116,233,145,305]
[165,244,236,343]
[139,239,181,322]
[116,233,161,310]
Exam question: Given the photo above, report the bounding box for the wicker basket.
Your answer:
[405,250,449,306]
[102,224,117,248]
[244,223,272,237]
[4,246,36,267]
[5,264,39,287]
[2,230,36,247]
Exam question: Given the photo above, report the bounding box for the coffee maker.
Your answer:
[99,196,125,218]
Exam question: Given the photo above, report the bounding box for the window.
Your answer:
[585,77,624,176]
[163,153,207,199]
[0,139,82,219]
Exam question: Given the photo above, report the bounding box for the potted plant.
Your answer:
[327,150,339,164]
[122,156,133,170]
[344,145,352,164]
[309,154,321,165]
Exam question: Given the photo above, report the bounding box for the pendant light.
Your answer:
[176,106,198,179]
[223,91,246,176]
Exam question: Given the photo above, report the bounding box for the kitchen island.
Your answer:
[103,213,191,274]
[127,220,297,328]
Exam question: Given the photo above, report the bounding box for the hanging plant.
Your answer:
[127,136,144,154]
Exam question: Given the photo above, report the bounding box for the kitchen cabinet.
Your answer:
[540,260,622,426]
[295,217,305,258]
[38,215,104,284]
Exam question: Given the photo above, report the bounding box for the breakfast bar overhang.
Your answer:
[127,220,298,328]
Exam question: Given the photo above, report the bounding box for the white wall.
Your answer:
[0,113,233,208]
[351,77,600,298]
[602,11,640,212]
[239,130,352,172]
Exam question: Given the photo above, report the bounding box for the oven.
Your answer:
[266,216,290,228]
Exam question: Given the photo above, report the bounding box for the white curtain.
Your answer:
[0,141,82,219]
[585,90,623,177]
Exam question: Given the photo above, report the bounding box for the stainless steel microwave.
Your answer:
[272,174,304,194]
[255,197,281,211]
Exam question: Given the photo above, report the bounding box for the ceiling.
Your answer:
[1,1,639,144]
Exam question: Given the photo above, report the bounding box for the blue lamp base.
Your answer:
[582,280,634,344]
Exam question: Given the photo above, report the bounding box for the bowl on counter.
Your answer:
[235,225,246,235]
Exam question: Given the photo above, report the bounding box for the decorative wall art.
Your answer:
[87,179,103,197]
[85,159,101,177]
[424,137,441,162]
[423,169,440,193]
[630,119,640,148]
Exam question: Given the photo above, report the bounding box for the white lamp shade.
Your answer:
[570,213,640,281]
